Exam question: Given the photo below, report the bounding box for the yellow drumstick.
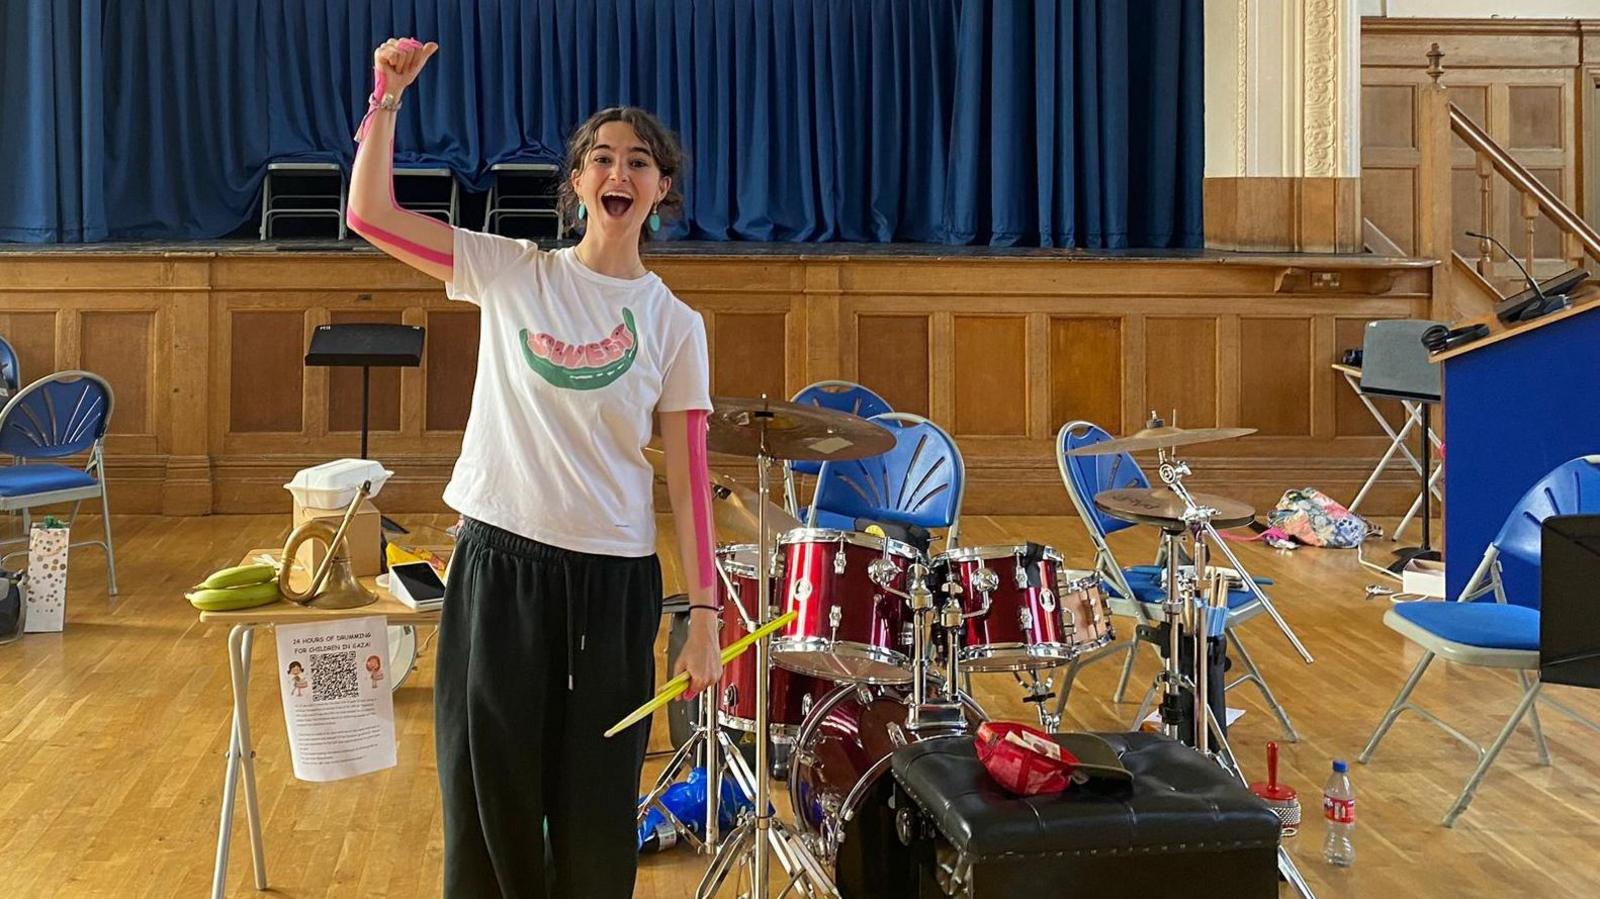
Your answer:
[604,610,797,738]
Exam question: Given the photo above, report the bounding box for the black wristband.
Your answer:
[687,603,721,614]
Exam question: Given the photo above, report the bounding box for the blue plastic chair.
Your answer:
[806,413,964,547]
[1360,455,1600,826]
[0,372,119,595]
[1053,420,1298,740]
[0,335,19,398]
[783,381,894,516]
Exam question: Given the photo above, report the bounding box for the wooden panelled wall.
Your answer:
[1361,18,1599,287]
[0,250,1431,517]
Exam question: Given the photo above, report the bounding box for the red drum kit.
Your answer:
[645,398,1316,899]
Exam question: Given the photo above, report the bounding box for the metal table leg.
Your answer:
[211,624,267,898]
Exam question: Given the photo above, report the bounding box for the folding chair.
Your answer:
[1051,420,1300,741]
[1359,455,1600,825]
[483,162,563,236]
[807,413,963,549]
[258,162,348,240]
[0,372,118,595]
[783,380,893,516]
[0,335,19,399]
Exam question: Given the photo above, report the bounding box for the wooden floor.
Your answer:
[3,512,1598,898]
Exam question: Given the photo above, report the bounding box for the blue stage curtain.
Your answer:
[0,0,108,243]
[2,0,1203,247]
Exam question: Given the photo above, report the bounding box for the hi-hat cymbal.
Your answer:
[1093,488,1256,530]
[643,446,804,545]
[705,396,896,462]
[1066,425,1256,456]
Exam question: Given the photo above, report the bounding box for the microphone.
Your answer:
[1464,230,1570,322]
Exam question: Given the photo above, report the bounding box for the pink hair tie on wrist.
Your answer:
[354,38,425,143]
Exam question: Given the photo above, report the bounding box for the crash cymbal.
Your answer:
[1065,425,1256,456]
[704,395,896,462]
[643,446,804,545]
[1093,487,1256,530]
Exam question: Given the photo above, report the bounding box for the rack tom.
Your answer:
[771,529,917,684]
[933,543,1076,672]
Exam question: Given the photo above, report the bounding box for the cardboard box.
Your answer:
[291,499,382,578]
[1402,557,1447,599]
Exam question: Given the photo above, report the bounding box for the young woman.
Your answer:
[347,38,723,898]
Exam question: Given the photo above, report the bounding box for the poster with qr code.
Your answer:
[275,615,396,782]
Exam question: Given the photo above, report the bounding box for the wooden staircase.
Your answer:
[1408,44,1600,321]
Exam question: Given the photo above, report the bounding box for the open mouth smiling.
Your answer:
[600,190,634,218]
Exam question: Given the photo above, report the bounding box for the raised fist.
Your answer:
[372,37,438,99]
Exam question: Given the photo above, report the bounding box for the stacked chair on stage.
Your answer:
[1360,455,1600,826]
[1051,420,1302,740]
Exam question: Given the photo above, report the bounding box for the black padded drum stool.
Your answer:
[856,732,1281,899]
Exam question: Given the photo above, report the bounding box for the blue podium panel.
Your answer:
[1441,307,1600,607]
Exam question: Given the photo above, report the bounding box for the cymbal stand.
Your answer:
[636,558,768,854]
[1162,457,1317,899]
[696,419,837,899]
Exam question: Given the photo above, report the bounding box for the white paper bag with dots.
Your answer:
[24,522,69,633]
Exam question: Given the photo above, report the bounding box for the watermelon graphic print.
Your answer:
[519,308,639,390]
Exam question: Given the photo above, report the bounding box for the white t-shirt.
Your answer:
[442,229,711,557]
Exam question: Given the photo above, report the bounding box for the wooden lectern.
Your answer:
[1434,293,1600,603]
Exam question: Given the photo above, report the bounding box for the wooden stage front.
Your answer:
[2,511,1597,898]
[0,241,1434,518]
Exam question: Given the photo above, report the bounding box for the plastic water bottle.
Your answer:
[1322,759,1356,866]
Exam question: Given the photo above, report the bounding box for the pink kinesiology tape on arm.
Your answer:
[686,409,717,591]
[347,38,453,271]
[345,209,453,268]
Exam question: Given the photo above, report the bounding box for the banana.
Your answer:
[186,579,283,612]
[195,562,278,591]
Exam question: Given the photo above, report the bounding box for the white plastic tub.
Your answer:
[284,458,393,510]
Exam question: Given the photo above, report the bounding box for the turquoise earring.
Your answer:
[647,205,661,233]
[577,201,587,221]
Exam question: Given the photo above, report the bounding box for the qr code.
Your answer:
[310,650,359,702]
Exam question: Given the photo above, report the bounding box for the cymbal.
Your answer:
[1066,425,1256,456]
[643,446,804,545]
[1093,488,1256,530]
[705,395,895,462]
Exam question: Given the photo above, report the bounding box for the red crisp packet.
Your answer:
[975,721,1080,796]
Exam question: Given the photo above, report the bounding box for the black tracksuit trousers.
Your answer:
[435,518,661,898]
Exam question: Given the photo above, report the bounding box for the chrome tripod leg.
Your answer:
[1204,524,1315,664]
[716,728,760,803]
[1204,714,1316,899]
[695,819,754,898]
[1112,638,1140,702]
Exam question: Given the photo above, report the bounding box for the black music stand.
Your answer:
[1360,319,1444,570]
[305,323,425,534]
[305,323,425,459]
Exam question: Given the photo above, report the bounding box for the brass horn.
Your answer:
[279,481,379,609]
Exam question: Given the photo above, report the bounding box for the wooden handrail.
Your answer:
[1446,102,1600,264]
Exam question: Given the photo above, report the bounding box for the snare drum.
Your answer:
[716,545,836,735]
[771,529,917,684]
[1057,568,1115,653]
[934,544,1075,672]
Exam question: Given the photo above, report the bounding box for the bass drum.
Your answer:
[789,683,983,898]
